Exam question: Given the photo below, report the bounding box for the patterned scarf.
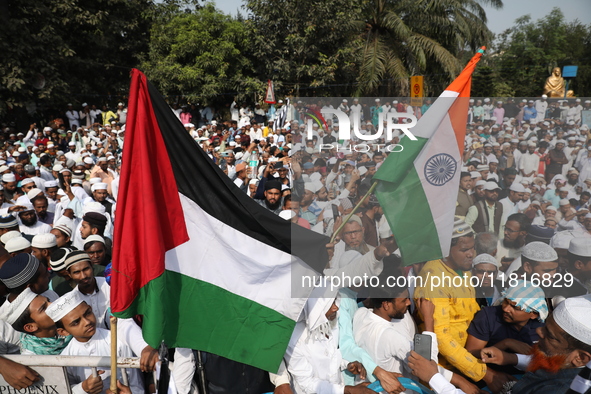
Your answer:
[20,333,72,355]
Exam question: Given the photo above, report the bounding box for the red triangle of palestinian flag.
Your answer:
[111,69,328,372]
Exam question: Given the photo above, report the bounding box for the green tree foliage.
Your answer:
[142,3,261,105]
[356,0,500,96]
[0,0,152,116]
[245,0,362,97]
[494,8,591,97]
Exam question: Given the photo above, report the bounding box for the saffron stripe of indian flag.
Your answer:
[375,91,464,265]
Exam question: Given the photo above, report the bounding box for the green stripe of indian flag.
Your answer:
[116,192,311,372]
[375,91,461,264]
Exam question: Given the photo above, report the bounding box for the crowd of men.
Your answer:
[0,95,590,394]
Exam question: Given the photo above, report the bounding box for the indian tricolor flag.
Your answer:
[111,69,328,372]
[374,48,484,266]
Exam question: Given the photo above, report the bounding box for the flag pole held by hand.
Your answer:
[110,315,118,393]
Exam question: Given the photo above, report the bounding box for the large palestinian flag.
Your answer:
[374,48,485,266]
[111,69,328,372]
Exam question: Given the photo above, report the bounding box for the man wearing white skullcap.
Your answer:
[415,218,515,390]
[563,237,591,297]
[46,291,157,394]
[2,288,71,356]
[18,203,51,237]
[482,295,591,393]
[89,156,116,195]
[31,233,58,266]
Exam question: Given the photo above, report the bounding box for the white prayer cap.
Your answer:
[46,291,85,323]
[248,179,258,186]
[484,98,490,102]
[0,166,8,173]
[2,174,15,183]
[556,139,566,145]
[304,182,319,193]
[393,100,398,104]
[0,288,37,325]
[97,157,107,163]
[52,164,63,172]
[452,217,473,239]
[43,126,52,132]
[522,241,558,262]
[569,238,591,257]
[26,188,43,201]
[31,233,57,249]
[83,234,105,248]
[542,94,548,99]
[554,295,591,345]
[279,210,295,220]
[358,166,368,176]
[375,98,380,102]
[470,171,480,179]
[546,205,558,212]
[0,231,21,245]
[5,237,31,254]
[89,178,102,185]
[82,201,106,216]
[44,180,58,189]
[71,179,83,185]
[476,164,488,171]
[509,183,526,193]
[68,142,75,146]
[472,253,500,268]
[378,220,393,239]
[46,143,54,149]
[559,198,570,206]
[83,157,94,165]
[20,178,34,186]
[576,98,581,102]
[475,180,487,187]
[469,99,474,103]
[235,152,244,160]
[91,182,108,192]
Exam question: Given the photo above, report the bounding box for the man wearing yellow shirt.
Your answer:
[414,218,514,392]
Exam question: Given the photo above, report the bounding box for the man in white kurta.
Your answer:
[47,293,146,394]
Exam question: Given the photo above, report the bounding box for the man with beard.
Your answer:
[29,191,54,226]
[330,216,375,269]
[30,233,57,266]
[456,172,474,217]
[414,218,515,392]
[286,297,372,394]
[18,205,51,236]
[90,182,115,219]
[546,140,569,184]
[499,183,526,236]
[465,280,547,365]
[479,295,591,394]
[496,213,528,270]
[565,168,580,193]
[466,181,504,234]
[472,180,486,203]
[358,193,381,247]
[1,174,18,203]
[254,179,283,215]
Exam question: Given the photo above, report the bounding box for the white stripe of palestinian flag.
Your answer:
[166,193,306,321]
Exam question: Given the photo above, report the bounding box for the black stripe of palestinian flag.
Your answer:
[111,69,328,373]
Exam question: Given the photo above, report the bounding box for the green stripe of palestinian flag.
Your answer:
[113,69,328,373]
[117,272,295,369]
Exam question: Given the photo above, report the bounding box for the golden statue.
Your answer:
[544,67,566,98]
[543,67,576,97]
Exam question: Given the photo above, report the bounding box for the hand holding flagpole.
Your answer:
[110,316,118,394]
